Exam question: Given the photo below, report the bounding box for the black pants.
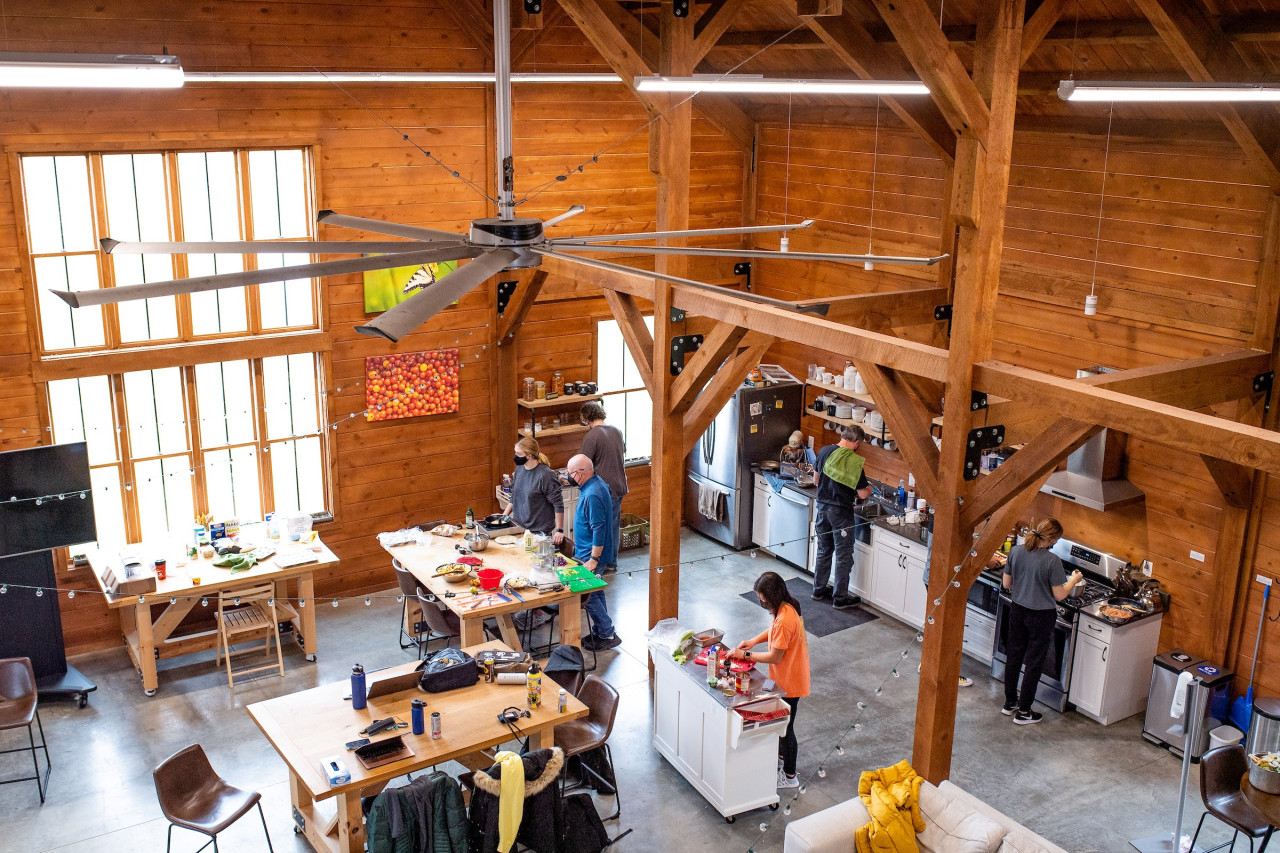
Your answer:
[779,697,800,776]
[1004,603,1057,713]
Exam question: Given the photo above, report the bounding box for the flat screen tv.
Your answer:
[0,442,97,558]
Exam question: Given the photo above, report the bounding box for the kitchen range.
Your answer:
[982,537,1165,723]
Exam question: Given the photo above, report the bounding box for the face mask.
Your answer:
[514,455,528,466]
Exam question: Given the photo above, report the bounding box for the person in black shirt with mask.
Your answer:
[502,436,564,543]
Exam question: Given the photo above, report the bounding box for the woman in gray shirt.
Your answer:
[1001,518,1082,725]
[506,436,564,544]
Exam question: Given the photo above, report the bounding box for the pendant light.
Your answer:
[1085,104,1115,316]
[781,93,793,253]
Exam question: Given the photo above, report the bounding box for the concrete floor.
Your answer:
[0,528,1238,853]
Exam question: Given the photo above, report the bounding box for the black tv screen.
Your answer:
[0,442,97,558]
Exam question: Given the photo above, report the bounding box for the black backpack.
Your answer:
[561,792,609,853]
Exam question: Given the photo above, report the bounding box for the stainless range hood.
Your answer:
[1040,429,1144,511]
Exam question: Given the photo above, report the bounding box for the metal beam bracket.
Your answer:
[670,334,704,375]
[673,0,689,16]
[670,307,686,323]
[496,280,519,316]
[734,261,752,292]
[964,425,1005,481]
[1255,371,1274,413]
[934,303,953,338]
[970,391,988,412]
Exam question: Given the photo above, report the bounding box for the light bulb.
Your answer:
[365,597,372,606]
[299,599,306,607]
[36,588,44,597]
[818,767,827,777]
[836,745,844,755]
[1084,293,1098,315]
[780,235,790,252]
[267,598,274,606]
[916,632,924,642]
[332,598,339,607]
[201,597,208,606]
[68,590,75,599]
[952,580,961,587]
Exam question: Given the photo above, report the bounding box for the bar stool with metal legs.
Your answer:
[1188,745,1273,853]
[154,744,274,853]
[0,657,50,804]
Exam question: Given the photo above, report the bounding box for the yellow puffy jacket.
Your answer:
[854,760,926,853]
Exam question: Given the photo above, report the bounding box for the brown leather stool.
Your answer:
[153,744,274,853]
[0,657,50,804]
[1189,745,1274,853]
[553,674,621,820]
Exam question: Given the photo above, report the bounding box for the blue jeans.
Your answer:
[584,582,615,639]
[814,503,857,597]
[603,495,623,567]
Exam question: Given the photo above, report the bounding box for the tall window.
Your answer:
[595,317,653,461]
[21,148,315,353]
[20,147,329,548]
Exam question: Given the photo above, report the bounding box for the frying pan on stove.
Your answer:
[1095,596,1152,624]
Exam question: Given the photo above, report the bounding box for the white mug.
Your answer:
[832,375,844,388]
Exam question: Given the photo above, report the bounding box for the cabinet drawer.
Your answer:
[872,529,929,562]
[1077,616,1114,644]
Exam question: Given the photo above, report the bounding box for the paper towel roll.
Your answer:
[1171,670,1194,718]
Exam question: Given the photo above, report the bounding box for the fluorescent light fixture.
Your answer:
[184,71,620,84]
[1058,79,1280,102]
[635,75,929,95]
[0,52,183,88]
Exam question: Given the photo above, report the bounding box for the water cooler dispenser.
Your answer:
[1142,649,1233,760]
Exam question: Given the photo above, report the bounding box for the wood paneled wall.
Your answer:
[752,115,1274,668]
[0,1,739,654]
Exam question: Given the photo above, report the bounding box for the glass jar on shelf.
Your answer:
[534,380,547,400]
[552,371,564,396]
[523,377,536,401]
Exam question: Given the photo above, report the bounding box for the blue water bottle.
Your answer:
[411,698,426,735]
[351,664,367,711]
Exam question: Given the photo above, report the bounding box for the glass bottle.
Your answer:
[552,371,563,396]
[523,377,536,401]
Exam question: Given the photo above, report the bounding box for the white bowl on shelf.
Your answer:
[851,406,868,421]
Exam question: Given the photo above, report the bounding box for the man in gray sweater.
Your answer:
[580,401,628,572]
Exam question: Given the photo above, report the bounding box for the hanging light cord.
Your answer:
[868,97,881,254]
[784,92,794,224]
[1089,103,1115,300]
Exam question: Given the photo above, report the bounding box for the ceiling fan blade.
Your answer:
[555,243,948,266]
[101,238,443,255]
[546,220,814,245]
[317,210,464,242]
[542,205,586,229]
[356,248,520,342]
[52,245,482,309]
[534,249,828,315]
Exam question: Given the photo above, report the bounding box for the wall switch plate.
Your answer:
[1190,550,1205,563]
[1258,574,1273,587]
[1142,559,1153,577]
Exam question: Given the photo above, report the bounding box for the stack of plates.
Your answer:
[864,411,885,432]
[851,405,868,421]
[834,402,854,419]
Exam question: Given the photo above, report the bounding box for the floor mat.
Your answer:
[740,577,878,638]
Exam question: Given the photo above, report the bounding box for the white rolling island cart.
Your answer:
[652,649,791,823]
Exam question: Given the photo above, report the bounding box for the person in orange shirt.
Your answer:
[730,571,811,789]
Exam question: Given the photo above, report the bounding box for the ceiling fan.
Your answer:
[53,0,946,343]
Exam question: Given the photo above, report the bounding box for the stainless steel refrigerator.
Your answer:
[684,376,803,550]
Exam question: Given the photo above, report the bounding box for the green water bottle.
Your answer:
[465,506,475,529]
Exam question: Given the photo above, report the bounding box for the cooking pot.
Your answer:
[1068,581,1087,600]
[464,530,490,551]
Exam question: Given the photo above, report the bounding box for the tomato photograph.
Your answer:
[364,348,460,421]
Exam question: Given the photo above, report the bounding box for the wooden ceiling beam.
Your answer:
[795,286,948,327]
[869,0,991,143]
[691,0,747,65]
[682,333,774,456]
[602,289,655,396]
[1021,0,1073,65]
[440,0,495,61]
[495,269,549,343]
[668,322,750,414]
[1131,0,1280,193]
[799,5,957,161]
[1080,349,1272,411]
[855,361,941,497]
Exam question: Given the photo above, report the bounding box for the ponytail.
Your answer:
[1023,518,1063,552]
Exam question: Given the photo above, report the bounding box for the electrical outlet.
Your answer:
[1190,550,1205,563]
[1258,574,1274,587]
[1142,559,1153,577]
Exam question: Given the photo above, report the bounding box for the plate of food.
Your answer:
[494,534,520,547]
[431,524,457,537]
[505,576,532,589]
[434,563,473,584]
[455,555,484,567]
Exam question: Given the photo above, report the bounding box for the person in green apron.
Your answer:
[813,425,873,609]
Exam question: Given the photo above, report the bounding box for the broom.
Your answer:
[1229,579,1271,734]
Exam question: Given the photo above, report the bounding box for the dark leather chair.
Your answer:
[153,744,274,853]
[0,657,50,804]
[416,588,462,650]
[1189,745,1274,853]
[394,561,426,651]
[553,674,621,819]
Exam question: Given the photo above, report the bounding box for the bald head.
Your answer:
[566,454,594,486]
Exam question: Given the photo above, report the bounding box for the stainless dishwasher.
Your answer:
[769,486,812,569]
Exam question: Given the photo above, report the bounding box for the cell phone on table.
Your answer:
[345,738,371,751]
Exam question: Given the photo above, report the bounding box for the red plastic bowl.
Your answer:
[477,568,504,591]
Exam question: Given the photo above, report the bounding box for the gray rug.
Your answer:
[740,577,877,638]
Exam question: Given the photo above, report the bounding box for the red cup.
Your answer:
[477,568,503,591]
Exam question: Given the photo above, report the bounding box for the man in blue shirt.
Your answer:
[567,454,621,651]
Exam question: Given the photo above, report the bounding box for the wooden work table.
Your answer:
[380,533,591,651]
[247,641,588,853]
[87,534,338,695]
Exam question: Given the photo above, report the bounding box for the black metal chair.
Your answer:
[394,561,426,651]
[0,657,50,804]
[518,604,559,658]
[1189,745,1274,853]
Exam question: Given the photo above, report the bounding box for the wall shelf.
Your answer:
[804,379,893,445]
[518,423,589,439]
[807,378,876,407]
[517,393,602,410]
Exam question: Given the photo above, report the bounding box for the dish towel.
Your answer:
[697,481,727,521]
[494,750,526,853]
[855,759,925,853]
[763,471,785,493]
[823,447,866,492]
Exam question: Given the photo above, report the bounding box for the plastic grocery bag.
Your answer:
[646,618,694,660]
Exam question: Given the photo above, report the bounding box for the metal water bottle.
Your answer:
[411,698,426,735]
[351,664,367,711]
[526,662,543,709]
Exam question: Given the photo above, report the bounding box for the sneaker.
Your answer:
[1000,702,1018,716]
[811,587,834,601]
[1013,710,1043,726]
[777,770,800,789]
[581,634,622,652]
[958,676,973,688]
[833,595,861,609]
[602,564,617,575]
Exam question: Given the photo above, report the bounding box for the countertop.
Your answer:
[872,516,931,548]
[675,649,783,709]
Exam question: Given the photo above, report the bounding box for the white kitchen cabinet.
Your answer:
[902,554,927,628]
[871,545,907,615]
[851,540,873,600]
[652,649,785,821]
[869,528,930,626]
[752,475,770,549]
[962,607,996,665]
[1068,612,1164,725]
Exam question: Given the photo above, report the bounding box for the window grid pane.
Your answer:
[596,317,653,460]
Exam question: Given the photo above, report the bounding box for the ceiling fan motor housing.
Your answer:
[469,217,545,269]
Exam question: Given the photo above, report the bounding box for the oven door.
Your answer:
[967,573,1000,618]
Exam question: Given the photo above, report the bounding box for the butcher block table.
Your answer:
[247,641,587,853]
[379,533,588,651]
[87,535,337,695]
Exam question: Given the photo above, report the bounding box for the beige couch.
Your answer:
[784,779,1069,853]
